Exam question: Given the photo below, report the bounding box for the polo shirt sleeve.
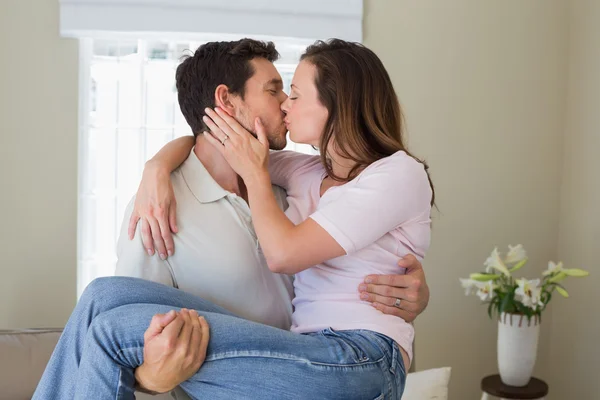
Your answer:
[115,196,176,287]
[309,155,432,254]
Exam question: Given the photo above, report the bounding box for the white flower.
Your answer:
[484,247,511,276]
[543,261,564,276]
[460,279,496,300]
[475,281,496,301]
[460,278,477,296]
[515,278,544,310]
[504,244,527,264]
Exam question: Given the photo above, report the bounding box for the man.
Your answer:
[116,39,430,394]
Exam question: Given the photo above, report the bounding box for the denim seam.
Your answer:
[116,345,386,369]
[116,344,144,362]
[206,350,386,368]
[115,368,123,400]
[322,328,376,363]
[365,332,394,362]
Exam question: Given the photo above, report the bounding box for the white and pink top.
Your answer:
[269,150,432,362]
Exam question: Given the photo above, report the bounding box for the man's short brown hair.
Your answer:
[176,39,279,137]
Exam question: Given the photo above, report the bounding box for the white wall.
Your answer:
[549,0,600,398]
[363,1,568,398]
[0,0,79,329]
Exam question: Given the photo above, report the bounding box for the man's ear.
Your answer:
[214,84,236,116]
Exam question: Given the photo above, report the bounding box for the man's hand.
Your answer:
[358,254,430,322]
[135,309,210,394]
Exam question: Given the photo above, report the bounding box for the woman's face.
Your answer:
[281,60,329,147]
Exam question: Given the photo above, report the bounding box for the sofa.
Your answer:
[0,329,171,400]
[0,329,450,400]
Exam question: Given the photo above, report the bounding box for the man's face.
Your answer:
[231,58,289,150]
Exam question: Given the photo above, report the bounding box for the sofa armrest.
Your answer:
[0,329,63,400]
[0,329,176,400]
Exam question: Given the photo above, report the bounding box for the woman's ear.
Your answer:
[214,84,236,116]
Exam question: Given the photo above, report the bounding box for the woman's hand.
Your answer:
[128,161,178,259]
[202,107,270,185]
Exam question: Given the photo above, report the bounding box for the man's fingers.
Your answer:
[371,302,417,323]
[364,274,396,287]
[198,316,210,360]
[162,312,185,341]
[145,310,178,341]
[169,201,178,234]
[188,310,202,367]
[148,217,168,260]
[362,283,418,303]
[156,310,178,328]
[365,273,417,289]
[177,309,193,350]
[362,292,419,312]
[141,219,154,256]
[128,213,140,240]
[398,254,421,269]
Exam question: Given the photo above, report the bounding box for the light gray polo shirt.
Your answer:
[115,150,294,330]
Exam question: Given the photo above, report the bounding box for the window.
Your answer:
[77,37,314,297]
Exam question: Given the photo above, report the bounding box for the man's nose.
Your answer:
[280,97,290,113]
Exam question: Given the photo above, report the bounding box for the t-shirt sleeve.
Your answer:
[309,155,432,254]
[268,150,320,190]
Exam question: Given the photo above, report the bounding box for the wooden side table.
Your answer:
[481,375,548,400]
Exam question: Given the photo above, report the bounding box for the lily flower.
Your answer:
[543,261,564,277]
[505,244,527,264]
[475,280,496,301]
[515,278,544,310]
[484,247,511,276]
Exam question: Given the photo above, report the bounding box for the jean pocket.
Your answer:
[321,328,371,364]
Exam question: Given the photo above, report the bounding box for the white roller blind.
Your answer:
[60,0,363,41]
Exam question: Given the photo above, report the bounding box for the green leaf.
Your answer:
[500,291,513,314]
[555,286,569,297]
[545,291,552,307]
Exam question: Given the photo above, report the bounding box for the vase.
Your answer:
[497,312,540,386]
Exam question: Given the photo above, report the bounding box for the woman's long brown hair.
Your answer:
[300,39,435,206]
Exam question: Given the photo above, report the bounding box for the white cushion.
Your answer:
[403,367,452,400]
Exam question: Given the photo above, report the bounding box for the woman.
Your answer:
[34,39,434,399]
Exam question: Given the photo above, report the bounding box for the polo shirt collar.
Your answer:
[180,149,230,204]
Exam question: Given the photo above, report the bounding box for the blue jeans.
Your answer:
[33,277,406,399]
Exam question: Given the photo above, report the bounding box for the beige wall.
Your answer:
[363,1,568,398]
[549,0,600,398]
[0,0,596,398]
[0,0,79,329]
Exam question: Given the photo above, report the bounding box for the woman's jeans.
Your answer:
[33,277,406,399]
